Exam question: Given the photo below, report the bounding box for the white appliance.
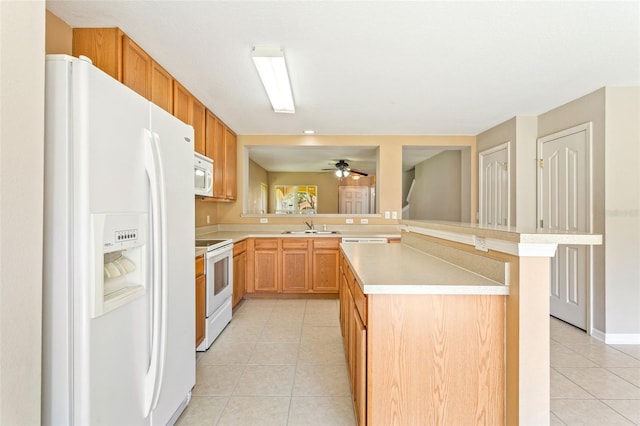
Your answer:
[341,237,388,243]
[194,239,233,351]
[42,55,195,425]
[194,152,213,197]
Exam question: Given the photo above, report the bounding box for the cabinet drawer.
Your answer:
[254,239,278,250]
[313,238,340,249]
[350,278,367,327]
[282,238,309,250]
[233,239,247,255]
[195,254,205,277]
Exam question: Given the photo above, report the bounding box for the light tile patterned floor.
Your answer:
[177,299,355,426]
[550,316,640,425]
[177,300,640,425]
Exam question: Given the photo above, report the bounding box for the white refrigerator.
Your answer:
[42,54,195,425]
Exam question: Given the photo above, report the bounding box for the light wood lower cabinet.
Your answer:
[247,239,280,293]
[340,249,506,425]
[312,239,340,292]
[232,240,247,307]
[282,239,310,292]
[246,238,340,295]
[195,254,205,347]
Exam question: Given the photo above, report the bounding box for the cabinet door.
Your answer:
[205,111,226,198]
[224,128,237,200]
[72,27,123,81]
[173,81,193,125]
[122,35,151,98]
[353,308,367,426]
[195,274,206,347]
[254,251,278,292]
[313,239,340,293]
[192,98,206,155]
[233,251,246,307]
[150,60,173,113]
[282,250,310,292]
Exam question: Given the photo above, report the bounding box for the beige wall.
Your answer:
[45,9,72,54]
[0,1,45,423]
[410,151,462,220]
[247,159,268,214]
[217,134,476,225]
[604,87,640,337]
[538,88,607,332]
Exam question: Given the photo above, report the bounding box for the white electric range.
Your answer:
[195,238,233,351]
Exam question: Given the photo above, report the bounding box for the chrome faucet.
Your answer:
[304,220,314,230]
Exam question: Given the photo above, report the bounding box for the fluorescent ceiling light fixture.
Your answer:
[303,129,315,134]
[251,46,295,113]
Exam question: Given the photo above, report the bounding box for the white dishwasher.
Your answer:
[341,237,388,243]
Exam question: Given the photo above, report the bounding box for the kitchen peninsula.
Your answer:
[339,220,602,426]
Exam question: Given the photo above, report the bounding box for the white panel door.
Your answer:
[539,124,591,330]
[340,186,370,214]
[479,143,510,226]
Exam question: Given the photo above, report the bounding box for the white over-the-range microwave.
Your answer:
[194,152,213,197]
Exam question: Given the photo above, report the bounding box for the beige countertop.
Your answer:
[341,243,507,295]
[402,220,603,245]
[195,230,401,244]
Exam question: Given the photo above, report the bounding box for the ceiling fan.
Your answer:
[322,160,368,177]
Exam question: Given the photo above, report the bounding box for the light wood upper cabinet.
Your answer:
[192,98,206,155]
[173,81,193,125]
[122,36,151,98]
[224,128,237,200]
[72,27,123,81]
[205,111,236,201]
[73,27,238,199]
[150,61,173,114]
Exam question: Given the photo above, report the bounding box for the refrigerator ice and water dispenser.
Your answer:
[91,213,148,318]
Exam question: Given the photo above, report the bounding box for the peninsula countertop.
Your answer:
[340,243,507,295]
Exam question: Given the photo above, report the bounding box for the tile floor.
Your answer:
[177,299,355,426]
[176,299,640,425]
[550,316,640,425]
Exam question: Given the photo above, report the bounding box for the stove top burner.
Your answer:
[195,239,227,247]
[195,238,233,252]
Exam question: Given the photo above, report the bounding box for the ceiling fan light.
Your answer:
[335,170,342,177]
[251,46,295,113]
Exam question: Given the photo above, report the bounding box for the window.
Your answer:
[274,185,317,214]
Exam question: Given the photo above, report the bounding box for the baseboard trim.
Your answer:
[591,327,640,344]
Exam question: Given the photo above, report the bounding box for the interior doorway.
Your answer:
[538,123,592,330]
[479,142,511,226]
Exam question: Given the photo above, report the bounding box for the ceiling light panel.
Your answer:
[251,46,295,113]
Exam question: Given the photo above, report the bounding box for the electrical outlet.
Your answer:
[392,211,398,219]
[346,218,354,224]
[206,215,210,224]
[260,218,268,224]
[360,218,368,224]
[385,211,390,219]
[474,236,488,252]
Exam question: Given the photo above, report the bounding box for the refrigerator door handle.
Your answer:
[142,129,169,417]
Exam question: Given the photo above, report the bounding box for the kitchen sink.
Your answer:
[282,230,340,235]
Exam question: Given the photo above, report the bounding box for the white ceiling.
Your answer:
[47,0,640,138]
